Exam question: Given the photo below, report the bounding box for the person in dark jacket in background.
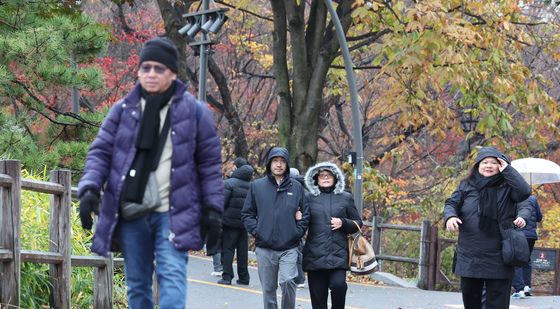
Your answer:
[303,162,362,309]
[218,158,254,285]
[290,167,307,288]
[444,147,531,309]
[210,157,251,277]
[77,37,223,308]
[242,147,309,309]
[512,195,543,298]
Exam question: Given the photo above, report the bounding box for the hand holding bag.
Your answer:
[500,222,530,267]
[348,221,378,275]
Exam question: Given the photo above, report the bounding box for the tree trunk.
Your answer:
[270,0,292,148]
[270,0,353,171]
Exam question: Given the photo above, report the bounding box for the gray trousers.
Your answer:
[255,247,298,309]
[212,253,222,272]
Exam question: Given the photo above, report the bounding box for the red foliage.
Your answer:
[82,2,164,109]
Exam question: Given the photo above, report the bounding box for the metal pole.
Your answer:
[198,0,209,102]
[323,0,363,213]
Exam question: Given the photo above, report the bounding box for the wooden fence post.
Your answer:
[93,255,114,309]
[371,216,382,270]
[49,170,72,309]
[0,160,21,307]
[418,219,431,289]
[427,225,438,290]
[555,248,560,295]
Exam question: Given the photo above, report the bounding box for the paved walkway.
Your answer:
[185,255,560,309]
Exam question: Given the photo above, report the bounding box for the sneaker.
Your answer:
[210,271,223,277]
[523,286,532,296]
[217,279,231,285]
[512,291,526,299]
[296,283,305,289]
[236,280,249,285]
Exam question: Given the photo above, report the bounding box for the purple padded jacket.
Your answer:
[78,80,223,256]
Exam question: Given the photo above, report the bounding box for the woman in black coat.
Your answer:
[303,162,362,309]
[444,147,531,309]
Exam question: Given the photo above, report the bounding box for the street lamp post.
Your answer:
[323,0,364,214]
[71,56,79,113]
[198,0,210,102]
[178,0,228,102]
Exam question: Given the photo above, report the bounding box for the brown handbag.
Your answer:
[348,221,378,275]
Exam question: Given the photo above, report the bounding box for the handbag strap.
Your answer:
[348,220,363,268]
[351,220,361,233]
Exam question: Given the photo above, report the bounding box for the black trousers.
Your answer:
[220,226,249,283]
[307,269,347,309]
[461,277,512,309]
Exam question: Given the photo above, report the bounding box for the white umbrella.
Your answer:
[511,158,560,185]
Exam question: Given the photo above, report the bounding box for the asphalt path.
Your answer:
[185,255,560,309]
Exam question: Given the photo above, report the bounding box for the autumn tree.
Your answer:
[0,0,109,170]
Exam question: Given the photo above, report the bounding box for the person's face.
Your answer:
[270,157,287,177]
[138,61,177,94]
[478,157,500,177]
[317,170,335,188]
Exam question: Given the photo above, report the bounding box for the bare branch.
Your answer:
[215,1,273,22]
[0,18,17,30]
[11,80,100,127]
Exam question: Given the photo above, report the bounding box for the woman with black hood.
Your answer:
[303,162,362,309]
[444,147,531,309]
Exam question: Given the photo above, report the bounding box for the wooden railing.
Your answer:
[0,160,120,308]
[368,216,433,289]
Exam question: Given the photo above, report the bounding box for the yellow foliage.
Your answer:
[540,204,560,248]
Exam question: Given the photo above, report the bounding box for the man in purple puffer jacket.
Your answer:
[77,37,223,309]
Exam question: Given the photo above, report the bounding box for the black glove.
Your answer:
[79,189,100,230]
[200,207,222,256]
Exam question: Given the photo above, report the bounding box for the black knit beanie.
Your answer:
[139,37,179,73]
[234,157,248,168]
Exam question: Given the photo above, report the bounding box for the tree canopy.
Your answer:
[2,0,560,233]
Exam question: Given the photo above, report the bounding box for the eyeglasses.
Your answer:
[318,173,333,179]
[139,64,168,74]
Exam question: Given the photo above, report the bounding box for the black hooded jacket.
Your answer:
[302,162,362,271]
[443,147,531,279]
[222,165,254,229]
[241,147,310,250]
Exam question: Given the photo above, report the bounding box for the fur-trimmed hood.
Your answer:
[304,162,346,196]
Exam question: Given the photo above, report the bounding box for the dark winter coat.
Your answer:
[223,165,253,229]
[443,165,531,279]
[78,80,224,256]
[241,147,309,251]
[518,195,542,240]
[302,162,362,271]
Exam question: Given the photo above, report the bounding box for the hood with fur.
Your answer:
[304,162,346,196]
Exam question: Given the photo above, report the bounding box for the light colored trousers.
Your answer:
[255,247,298,309]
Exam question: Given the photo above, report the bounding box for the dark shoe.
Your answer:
[218,279,231,285]
[236,279,249,285]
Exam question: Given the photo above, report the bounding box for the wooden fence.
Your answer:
[2,159,558,308]
[370,217,560,295]
[0,160,119,308]
[368,216,433,289]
